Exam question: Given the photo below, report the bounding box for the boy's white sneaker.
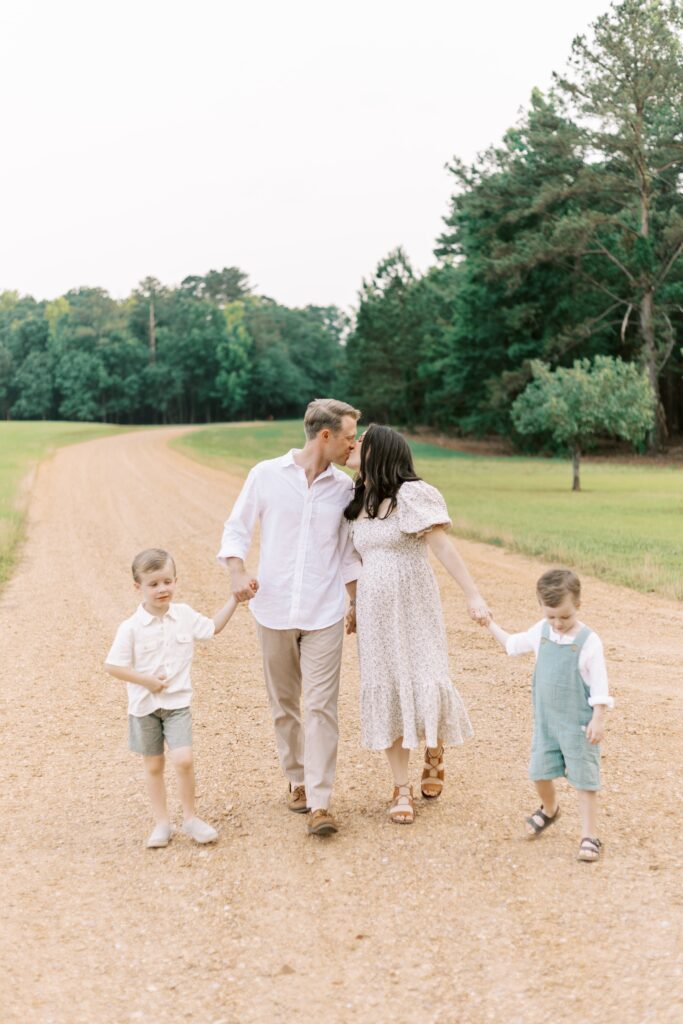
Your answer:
[183,817,218,844]
[146,823,172,848]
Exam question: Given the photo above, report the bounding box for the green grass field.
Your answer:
[175,421,683,601]
[0,422,127,585]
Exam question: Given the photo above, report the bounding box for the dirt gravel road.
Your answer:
[1,427,682,1024]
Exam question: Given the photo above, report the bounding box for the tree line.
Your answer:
[346,0,683,445]
[0,270,347,424]
[1,1,682,449]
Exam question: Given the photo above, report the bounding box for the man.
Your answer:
[217,398,361,835]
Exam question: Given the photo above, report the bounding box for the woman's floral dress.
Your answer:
[350,480,473,750]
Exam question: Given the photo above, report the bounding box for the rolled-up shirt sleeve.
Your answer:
[217,467,260,567]
[583,634,614,708]
[339,519,361,585]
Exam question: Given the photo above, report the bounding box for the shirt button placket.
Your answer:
[163,617,171,676]
[290,489,313,626]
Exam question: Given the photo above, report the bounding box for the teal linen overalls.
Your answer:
[529,621,601,791]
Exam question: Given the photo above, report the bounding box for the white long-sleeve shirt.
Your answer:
[505,619,614,708]
[217,450,361,630]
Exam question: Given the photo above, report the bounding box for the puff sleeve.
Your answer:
[396,480,452,536]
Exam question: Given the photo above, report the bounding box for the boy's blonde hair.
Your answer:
[536,568,581,607]
[132,548,176,582]
[303,398,361,440]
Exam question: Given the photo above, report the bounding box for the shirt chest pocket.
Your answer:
[174,633,194,660]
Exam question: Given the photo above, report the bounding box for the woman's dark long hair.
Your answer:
[344,424,420,521]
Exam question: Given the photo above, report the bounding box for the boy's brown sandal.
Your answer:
[525,805,560,838]
[577,837,602,862]
[420,745,445,798]
[287,784,308,813]
[307,809,339,836]
[389,784,415,824]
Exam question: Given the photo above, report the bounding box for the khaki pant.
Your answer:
[256,619,344,811]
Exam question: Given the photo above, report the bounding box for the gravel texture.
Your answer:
[1,427,682,1024]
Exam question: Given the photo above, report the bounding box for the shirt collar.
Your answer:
[135,603,178,625]
[281,449,335,481]
[548,621,584,641]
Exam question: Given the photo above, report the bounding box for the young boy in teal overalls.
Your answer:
[486,568,613,862]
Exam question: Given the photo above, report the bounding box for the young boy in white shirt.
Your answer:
[486,568,613,862]
[105,548,253,849]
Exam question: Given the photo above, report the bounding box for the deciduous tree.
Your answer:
[512,355,656,489]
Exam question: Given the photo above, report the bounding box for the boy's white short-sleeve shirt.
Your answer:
[106,602,215,717]
[505,619,614,708]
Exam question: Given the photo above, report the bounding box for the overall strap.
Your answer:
[573,626,592,652]
[541,620,551,641]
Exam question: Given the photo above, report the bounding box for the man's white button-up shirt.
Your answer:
[106,602,215,716]
[217,450,361,631]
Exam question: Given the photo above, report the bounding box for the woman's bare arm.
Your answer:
[426,527,491,624]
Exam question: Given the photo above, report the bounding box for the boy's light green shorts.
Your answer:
[529,730,601,791]
[128,707,192,756]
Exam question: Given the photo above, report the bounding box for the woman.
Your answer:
[345,425,490,824]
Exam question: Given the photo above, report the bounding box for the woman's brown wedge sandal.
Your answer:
[389,784,415,824]
[421,745,445,798]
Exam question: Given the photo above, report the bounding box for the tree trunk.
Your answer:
[149,301,157,364]
[638,176,666,450]
[572,447,580,492]
[639,289,666,450]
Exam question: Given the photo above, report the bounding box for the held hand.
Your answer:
[232,571,258,603]
[345,604,357,635]
[586,712,605,744]
[146,672,169,694]
[468,596,491,626]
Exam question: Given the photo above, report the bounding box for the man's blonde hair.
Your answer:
[536,568,581,607]
[132,548,176,583]
[303,398,361,440]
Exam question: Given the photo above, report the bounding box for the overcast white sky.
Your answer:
[0,0,610,313]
